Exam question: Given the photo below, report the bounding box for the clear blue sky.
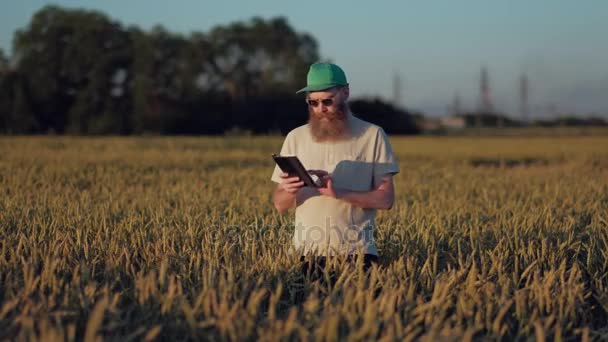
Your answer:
[1,0,607,117]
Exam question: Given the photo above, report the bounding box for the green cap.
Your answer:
[296,63,348,94]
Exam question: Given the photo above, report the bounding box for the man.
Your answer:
[271,62,399,276]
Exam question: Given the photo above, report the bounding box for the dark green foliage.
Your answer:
[1,5,420,135]
[350,98,421,135]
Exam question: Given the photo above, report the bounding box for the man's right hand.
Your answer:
[278,172,305,194]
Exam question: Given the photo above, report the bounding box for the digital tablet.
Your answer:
[272,154,320,187]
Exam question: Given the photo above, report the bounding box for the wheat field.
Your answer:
[1,135,607,341]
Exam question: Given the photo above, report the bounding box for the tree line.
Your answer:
[0,5,419,135]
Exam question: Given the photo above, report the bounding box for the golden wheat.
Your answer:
[0,135,607,341]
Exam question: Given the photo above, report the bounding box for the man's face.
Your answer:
[307,87,350,142]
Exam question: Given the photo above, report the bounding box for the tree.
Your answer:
[207,17,318,100]
[350,98,420,135]
[0,71,39,133]
[0,48,7,75]
[129,26,218,134]
[128,17,320,134]
[203,17,319,133]
[6,6,324,135]
[13,5,133,134]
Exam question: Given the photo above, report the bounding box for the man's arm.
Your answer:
[319,174,395,210]
[272,173,304,213]
[273,186,296,213]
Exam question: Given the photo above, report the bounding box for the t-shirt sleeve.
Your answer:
[373,127,400,184]
[270,132,295,183]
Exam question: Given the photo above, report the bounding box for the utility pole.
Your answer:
[478,66,495,128]
[520,73,529,126]
[392,70,402,109]
[452,91,461,116]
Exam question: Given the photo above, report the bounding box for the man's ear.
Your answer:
[342,86,350,100]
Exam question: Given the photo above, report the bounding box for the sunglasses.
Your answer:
[306,98,334,107]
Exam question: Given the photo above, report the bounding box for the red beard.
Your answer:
[308,102,350,142]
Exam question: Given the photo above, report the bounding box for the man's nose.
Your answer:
[320,104,329,112]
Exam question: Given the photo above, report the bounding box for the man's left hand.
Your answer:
[318,175,337,198]
[317,173,395,210]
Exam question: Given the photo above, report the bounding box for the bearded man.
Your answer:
[270,63,400,276]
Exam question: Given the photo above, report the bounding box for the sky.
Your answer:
[1,0,607,118]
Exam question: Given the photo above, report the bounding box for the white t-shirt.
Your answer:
[271,113,400,256]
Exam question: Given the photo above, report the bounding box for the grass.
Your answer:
[0,135,607,341]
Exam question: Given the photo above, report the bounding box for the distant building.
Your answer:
[419,117,442,131]
[417,115,467,133]
[440,115,466,129]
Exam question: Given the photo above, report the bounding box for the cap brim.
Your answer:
[295,84,342,94]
